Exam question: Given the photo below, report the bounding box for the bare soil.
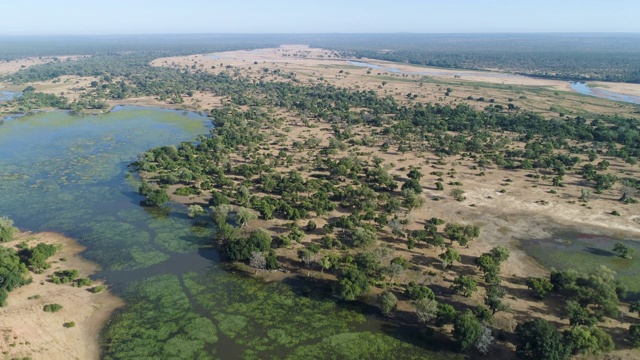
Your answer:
[0,232,123,360]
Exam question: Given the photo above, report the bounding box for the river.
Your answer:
[0,106,450,359]
[348,60,640,105]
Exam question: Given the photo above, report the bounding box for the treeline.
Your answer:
[346,49,640,83]
[310,33,640,83]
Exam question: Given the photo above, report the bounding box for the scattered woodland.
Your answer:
[2,35,640,358]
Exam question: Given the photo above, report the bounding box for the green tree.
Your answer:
[379,291,398,316]
[526,277,553,299]
[613,242,633,259]
[563,300,597,326]
[144,189,169,206]
[436,303,457,326]
[452,275,477,297]
[564,325,613,355]
[489,246,510,264]
[516,318,569,360]
[351,227,377,248]
[453,310,483,352]
[236,207,257,228]
[630,324,640,347]
[334,267,370,301]
[415,297,438,324]
[439,247,461,268]
[0,217,17,242]
[210,204,233,227]
[405,282,435,301]
[187,204,205,219]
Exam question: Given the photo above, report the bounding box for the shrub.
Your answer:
[63,321,76,328]
[0,216,17,242]
[43,303,63,312]
[451,188,465,201]
[90,285,107,293]
[74,278,92,287]
[379,291,398,316]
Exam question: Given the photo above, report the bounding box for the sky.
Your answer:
[2,0,639,35]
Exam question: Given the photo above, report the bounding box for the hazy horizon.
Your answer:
[3,0,639,35]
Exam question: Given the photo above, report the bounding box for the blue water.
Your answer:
[570,81,640,104]
[0,91,20,101]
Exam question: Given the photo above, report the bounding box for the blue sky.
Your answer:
[2,0,639,35]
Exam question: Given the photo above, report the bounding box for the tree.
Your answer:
[0,217,17,243]
[630,324,640,347]
[249,252,266,273]
[334,267,370,301]
[407,168,423,180]
[187,204,205,219]
[386,262,404,282]
[516,318,569,360]
[564,325,613,355]
[613,242,633,259]
[144,189,169,206]
[236,207,257,228]
[379,291,398,316]
[629,300,640,316]
[563,300,597,326]
[475,325,494,355]
[452,275,477,297]
[526,277,553,299]
[439,247,461,268]
[405,282,435,301]
[415,297,438,324]
[210,204,233,226]
[485,285,509,314]
[489,246,510,264]
[352,227,377,247]
[453,310,483,352]
[436,303,457,326]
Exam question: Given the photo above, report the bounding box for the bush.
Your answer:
[90,285,107,293]
[405,281,435,300]
[63,321,76,328]
[451,188,465,201]
[43,303,63,312]
[379,291,398,316]
[0,216,17,242]
[144,189,169,206]
[305,220,317,232]
[74,278,92,287]
[174,187,201,196]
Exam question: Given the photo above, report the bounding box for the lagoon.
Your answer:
[0,106,450,359]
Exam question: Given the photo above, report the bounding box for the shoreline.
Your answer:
[0,231,124,360]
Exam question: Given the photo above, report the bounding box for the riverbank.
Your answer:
[0,231,123,360]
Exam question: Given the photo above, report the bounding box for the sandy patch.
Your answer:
[0,56,86,76]
[0,232,123,360]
